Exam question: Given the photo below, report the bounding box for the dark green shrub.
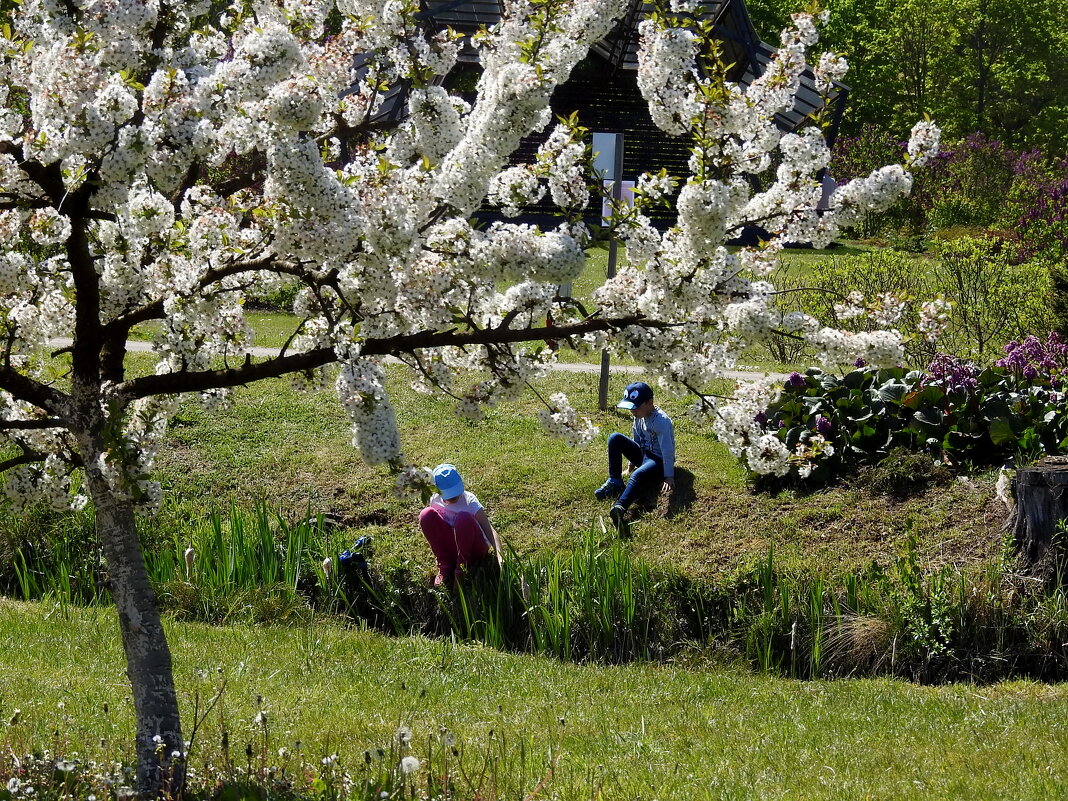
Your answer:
[860,447,953,498]
[755,354,1068,486]
[244,280,301,312]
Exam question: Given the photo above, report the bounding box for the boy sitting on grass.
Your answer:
[594,381,676,530]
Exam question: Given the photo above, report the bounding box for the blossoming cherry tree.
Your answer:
[0,0,937,794]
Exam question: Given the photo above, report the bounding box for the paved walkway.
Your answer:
[49,338,785,382]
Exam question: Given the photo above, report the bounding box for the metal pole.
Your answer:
[597,133,624,411]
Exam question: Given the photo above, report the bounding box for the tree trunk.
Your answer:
[84,453,185,797]
[1007,456,1068,576]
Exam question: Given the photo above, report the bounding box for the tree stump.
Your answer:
[1007,456,1068,574]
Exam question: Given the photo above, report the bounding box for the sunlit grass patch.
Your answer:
[1,600,1066,801]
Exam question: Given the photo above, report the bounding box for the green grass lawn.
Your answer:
[1,599,1065,801]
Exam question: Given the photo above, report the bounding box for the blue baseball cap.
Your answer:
[617,381,654,410]
[432,463,465,499]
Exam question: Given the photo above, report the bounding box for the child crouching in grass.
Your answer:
[419,463,504,588]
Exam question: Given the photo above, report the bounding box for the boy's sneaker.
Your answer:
[593,476,623,501]
[594,477,625,500]
[609,504,627,531]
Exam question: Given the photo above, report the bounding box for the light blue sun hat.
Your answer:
[432,463,465,499]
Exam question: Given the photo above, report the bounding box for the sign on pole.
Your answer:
[592,133,625,411]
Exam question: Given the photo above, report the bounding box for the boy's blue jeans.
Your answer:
[607,432,664,510]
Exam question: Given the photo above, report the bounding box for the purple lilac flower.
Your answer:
[754,411,768,426]
[923,353,980,392]
[995,332,1068,383]
[786,372,806,389]
[815,415,832,434]
[853,357,866,368]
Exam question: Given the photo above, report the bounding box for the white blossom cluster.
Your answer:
[814,52,848,93]
[918,298,952,343]
[536,392,599,447]
[3,453,87,512]
[710,377,782,461]
[394,464,434,500]
[636,171,676,202]
[907,120,941,169]
[636,21,698,135]
[487,166,544,217]
[793,434,835,479]
[536,124,589,209]
[809,327,905,369]
[336,359,403,465]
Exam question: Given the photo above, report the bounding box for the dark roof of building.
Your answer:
[411,0,846,136]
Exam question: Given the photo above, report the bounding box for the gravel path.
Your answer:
[49,338,785,383]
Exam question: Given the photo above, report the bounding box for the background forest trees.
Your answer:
[750,0,1068,150]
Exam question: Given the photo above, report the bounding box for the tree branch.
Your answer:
[0,418,68,431]
[114,315,675,401]
[0,451,45,474]
[0,366,73,418]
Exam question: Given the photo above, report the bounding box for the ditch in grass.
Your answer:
[6,500,1068,684]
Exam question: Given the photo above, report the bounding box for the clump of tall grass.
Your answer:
[334,521,697,664]
[148,504,344,624]
[4,503,346,624]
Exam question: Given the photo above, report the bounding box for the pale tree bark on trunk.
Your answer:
[82,439,185,797]
[1007,456,1068,579]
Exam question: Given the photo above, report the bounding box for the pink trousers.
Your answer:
[419,507,490,586]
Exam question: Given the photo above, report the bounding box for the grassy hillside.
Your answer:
[145,364,1004,586]
[1,600,1065,801]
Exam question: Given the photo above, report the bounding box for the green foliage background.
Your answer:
[749,0,1068,150]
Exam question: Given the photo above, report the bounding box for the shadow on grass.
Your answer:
[624,466,696,525]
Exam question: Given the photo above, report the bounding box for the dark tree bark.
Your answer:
[81,433,185,795]
[1007,457,1068,575]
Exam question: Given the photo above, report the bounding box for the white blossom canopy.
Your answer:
[0,0,942,507]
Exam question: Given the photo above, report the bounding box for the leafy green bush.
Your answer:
[768,240,1054,368]
[246,281,302,312]
[755,355,1068,485]
[773,249,936,366]
[933,236,1055,361]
